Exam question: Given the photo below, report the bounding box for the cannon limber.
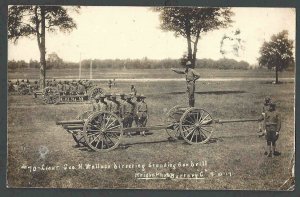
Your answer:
[34,86,104,105]
[56,105,262,152]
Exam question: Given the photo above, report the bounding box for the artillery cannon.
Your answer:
[34,85,104,105]
[56,105,262,152]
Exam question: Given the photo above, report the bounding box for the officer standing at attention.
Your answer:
[171,61,201,107]
[261,102,281,157]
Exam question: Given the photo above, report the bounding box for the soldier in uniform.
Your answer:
[110,93,121,116]
[57,81,64,101]
[92,94,101,111]
[261,102,281,157]
[98,94,109,111]
[77,81,86,101]
[258,97,272,137]
[122,94,134,136]
[171,61,201,107]
[63,81,71,101]
[131,84,137,96]
[137,94,148,136]
[118,93,126,118]
[105,93,113,111]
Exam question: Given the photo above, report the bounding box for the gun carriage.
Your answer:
[34,85,104,105]
[56,105,261,152]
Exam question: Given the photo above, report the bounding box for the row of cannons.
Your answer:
[33,85,104,105]
[56,106,261,152]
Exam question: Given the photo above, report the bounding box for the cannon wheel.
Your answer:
[71,110,94,146]
[83,111,123,152]
[165,105,184,140]
[88,86,105,100]
[42,87,60,105]
[179,108,215,145]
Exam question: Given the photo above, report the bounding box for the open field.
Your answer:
[8,68,295,80]
[7,78,295,190]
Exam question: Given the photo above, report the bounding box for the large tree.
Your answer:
[8,6,79,89]
[154,7,234,67]
[258,30,294,84]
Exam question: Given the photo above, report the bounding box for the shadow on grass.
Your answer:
[165,90,246,95]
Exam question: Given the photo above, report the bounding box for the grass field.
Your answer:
[7,76,295,190]
[8,67,294,80]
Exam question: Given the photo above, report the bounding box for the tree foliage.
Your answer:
[8,6,79,88]
[258,30,294,83]
[153,7,234,67]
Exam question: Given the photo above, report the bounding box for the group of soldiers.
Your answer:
[92,92,148,136]
[8,79,39,94]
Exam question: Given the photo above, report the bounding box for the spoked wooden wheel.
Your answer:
[165,105,186,140]
[83,111,123,152]
[179,108,215,144]
[71,110,94,146]
[88,86,105,100]
[42,87,60,105]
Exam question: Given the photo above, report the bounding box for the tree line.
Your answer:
[8,57,251,70]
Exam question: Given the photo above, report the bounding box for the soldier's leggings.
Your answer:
[123,113,133,128]
[187,81,195,107]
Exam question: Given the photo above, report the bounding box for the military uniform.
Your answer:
[122,97,134,128]
[172,61,200,107]
[110,94,121,116]
[265,110,280,146]
[98,96,109,111]
[137,95,148,127]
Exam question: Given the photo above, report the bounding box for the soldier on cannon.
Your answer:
[171,61,201,107]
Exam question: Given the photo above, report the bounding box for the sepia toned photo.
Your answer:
[7,6,295,190]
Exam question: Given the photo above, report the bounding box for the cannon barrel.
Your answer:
[216,118,261,124]
[56,120,85,125]
[63,125,84,130]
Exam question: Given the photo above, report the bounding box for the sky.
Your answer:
[8,7,295,65]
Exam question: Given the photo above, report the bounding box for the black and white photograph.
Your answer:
[7,6,295,190]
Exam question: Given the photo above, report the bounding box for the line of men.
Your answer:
[92,93,148,136]
[8,79,39,93]
[56,80,88,101]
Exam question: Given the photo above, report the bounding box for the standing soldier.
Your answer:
[105,93,113,111]
[77,81,86,101]
[57,81,64,101]
[133,93,141,128]
[98,94,109,111]
[110,93,121,116]
[122,94,134,136]
[63,81,71,102]
[70,81,78,101]
[92,94,101,111]
[137,94,148,136]
[258,97,272,137]
[261,102,281,157]
[119,93,126,118]
[131,84,137,96]
[171,61,201,107]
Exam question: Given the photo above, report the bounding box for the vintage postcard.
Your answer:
[7,6,295,190]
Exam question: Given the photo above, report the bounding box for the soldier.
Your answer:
[108,80,113,89]
[261,102,281,157]
[110,93,121,116]
[98,94,109,111]
[70,81,78,101]
[119,93,126,118]
[52,79,57,87]
[57,81,64,101]
[16,79,20,85]
[77,81,86,101]
[258,97,272,137]
[92,94,101,111]
[133,93,141,127]
[122,94,134,136]
[131,84,137,96]
[63,81,71,101]
[137,94,148,136]
[171,61,201,107]
[105,93,113,111]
